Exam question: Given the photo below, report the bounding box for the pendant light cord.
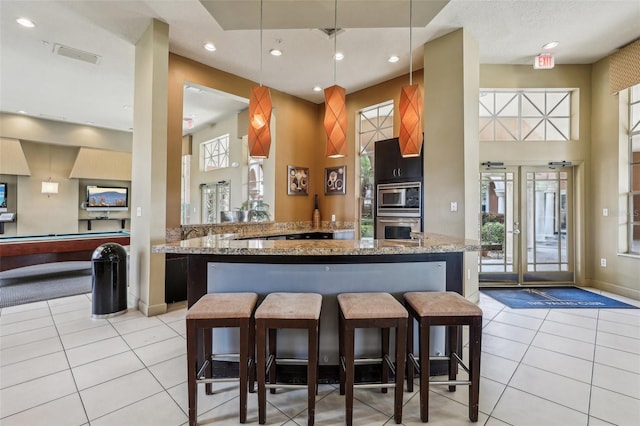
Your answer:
[333,0,338,86]
[259,0,263,87]
[409,0,413,86]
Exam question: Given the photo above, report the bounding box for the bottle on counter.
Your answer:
[313,194,321,229]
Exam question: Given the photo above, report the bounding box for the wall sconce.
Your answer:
[41,178,59,196]
[248,0,272,159]
[324,0,347,158]
[398,0,423,158]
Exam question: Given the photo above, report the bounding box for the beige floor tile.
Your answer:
[599,309,640,326]
[589,386,640,426]
[592,363,640,399]
[111,315,164,335]
[0,307,51,325]
[597,318,640,340]
[106,309,144,324]
[72,350,145,390]
[0,300,48,315]
[0,336,63,366]
[492,386,588,426]
[539,320,596,343]
[52,308,93,325]
[482,333,529,362]
[0,393,88,426]
[494,311,544,330]
[401,390,489,425]
[509,364,591,413]
[79,369,163,420]
[502,306,549,319]
[90,391,187,426]
[167,380,240,417]
[121,323,179,349]
[521,346,593,383]
[60,323,118,349]
[546,310,598,329]
[0,315,54,337]
[483,321,537,345]
[56,316,108,335]
[0,351,69,389]
[596,330,640,355]
[49,299,91,315]
[530,331,595,361]
[430,375,506,415]
[260,384,337,420]
[0,324,58,350]
[480,352,519,384]
[65,336,130,367]
[148,354,187,389]
[48,294,90,307]
[296,388,391,426]
[594,345,640,374]
[0,370,77,418]
[134,335,186,367]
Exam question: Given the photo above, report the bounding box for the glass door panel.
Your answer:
[479,170,518,283]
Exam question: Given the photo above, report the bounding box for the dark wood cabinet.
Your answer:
[374,137,423,182]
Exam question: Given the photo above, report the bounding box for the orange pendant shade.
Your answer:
[324,85,347,158]
[248,86,272,158]
[398,83,423,158]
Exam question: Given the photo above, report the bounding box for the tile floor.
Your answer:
[1,288,639,425]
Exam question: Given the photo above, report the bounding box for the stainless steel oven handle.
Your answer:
[377,218,420,223]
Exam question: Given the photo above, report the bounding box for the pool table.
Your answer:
[0,231,130,272]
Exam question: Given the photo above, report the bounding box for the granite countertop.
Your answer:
[152,232,480,256]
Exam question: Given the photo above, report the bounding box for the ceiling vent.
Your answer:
[53,43,102,65]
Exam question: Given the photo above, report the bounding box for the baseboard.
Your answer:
[587,279,640,301]
[137,299,168,317]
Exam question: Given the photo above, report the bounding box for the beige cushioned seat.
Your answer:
[337,292,408,319]
[255,292,322,320]
[186,293,258,319]
[404,291,482,317]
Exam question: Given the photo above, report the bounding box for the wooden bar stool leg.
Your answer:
[204,329,213,395]
[239,319,249,424]
[308,323,319,425]
[381,327,390,394]
[345,324,355,426]
[406,312,415,392]
[257,320,267,425]
[187,321,198,426]
[419,319,431,423]
[469,317,482,422]
[268,328,277,394]
[249,316,256,393]
[339,313,346,396]
[448,325,459,392]
[394,320,407,424]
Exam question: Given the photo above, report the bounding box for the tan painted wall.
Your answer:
[167,54,321,226]
[590,58,640,299]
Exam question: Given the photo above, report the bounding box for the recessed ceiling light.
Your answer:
[185,85,203,94]
[122,105,132,110]
[16,18,35,28]
[203,42,216,52]
[18,110,27,114]
[388,55,400,63]
[334,52,344,61]
[269,49,282,56]
[313,86,322,92]
[542,41,559,50]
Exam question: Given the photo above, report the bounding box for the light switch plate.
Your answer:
[136,207,142,217]
[450,201,458,212]
[602,208,608,217]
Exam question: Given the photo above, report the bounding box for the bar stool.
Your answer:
[337,292,408,425]
[255,292,322,425]
[186,292,258,426]
[404,291,482,422]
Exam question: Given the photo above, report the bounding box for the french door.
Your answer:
[201,181,230,224]
[479,166,574,285]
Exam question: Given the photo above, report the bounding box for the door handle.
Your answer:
[513,222,520,235]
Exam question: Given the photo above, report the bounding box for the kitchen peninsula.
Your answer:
[153,232,480,366]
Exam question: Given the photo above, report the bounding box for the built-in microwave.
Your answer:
[376,181,421,217]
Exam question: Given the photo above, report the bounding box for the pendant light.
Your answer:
[324,0,347,158]
[248,0,272,159]
[398,0,423,158]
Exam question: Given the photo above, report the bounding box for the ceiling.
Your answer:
[0,0,639,134]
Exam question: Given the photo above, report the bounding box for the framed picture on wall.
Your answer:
[325,166,346,195]
[287,165,309,195]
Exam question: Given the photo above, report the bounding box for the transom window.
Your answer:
[479,90,572,141]
[200,134,229,171]
[628,84,640,254]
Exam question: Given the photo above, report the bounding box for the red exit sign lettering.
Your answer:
[534,53,555,69]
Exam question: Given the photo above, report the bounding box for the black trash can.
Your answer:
[91,243,128,319]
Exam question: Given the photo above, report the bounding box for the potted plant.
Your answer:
[242,200,271,222]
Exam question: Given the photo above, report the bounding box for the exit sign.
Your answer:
[534,53,555,69]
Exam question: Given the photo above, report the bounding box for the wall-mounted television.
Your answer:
[0,182,7,212]
[86,185,129,211]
